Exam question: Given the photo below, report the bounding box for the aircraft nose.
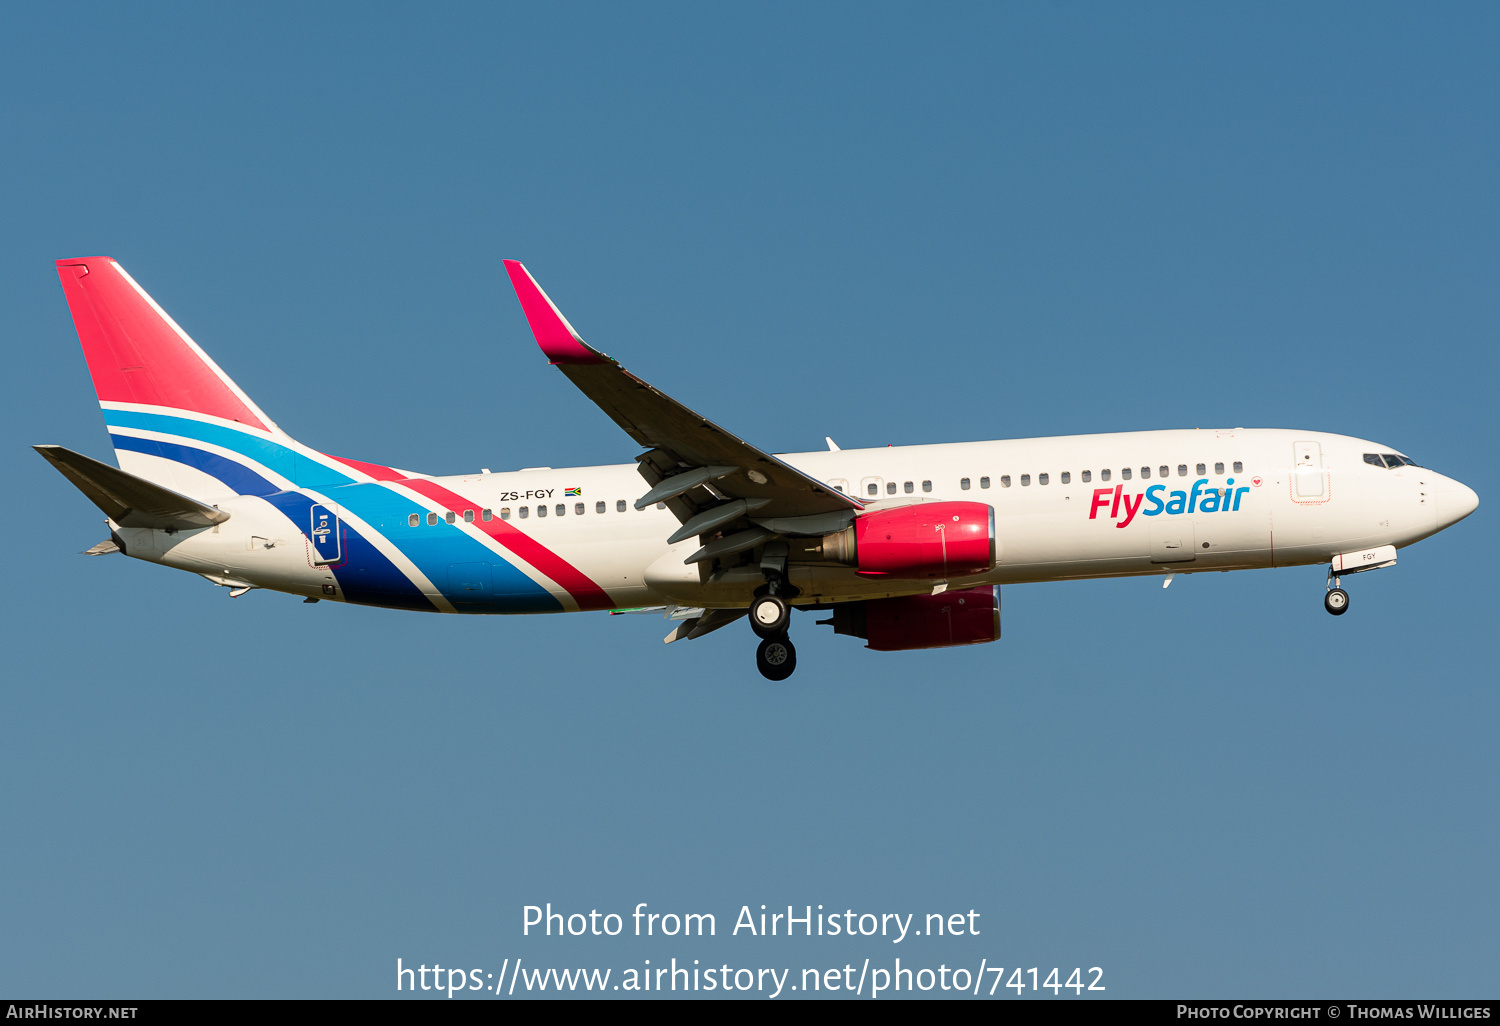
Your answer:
[1435,478,1479,528]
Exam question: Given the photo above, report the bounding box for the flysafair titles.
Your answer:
[1089,477,1255,528]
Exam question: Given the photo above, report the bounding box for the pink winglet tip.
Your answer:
[503,260,608,365]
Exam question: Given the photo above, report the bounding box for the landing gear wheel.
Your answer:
[756,636,797,681]
[1324,588,1349,615]
[749,593,791,639]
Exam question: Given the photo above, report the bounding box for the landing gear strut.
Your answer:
[1325,567,1349,616]
[752,556,797,679]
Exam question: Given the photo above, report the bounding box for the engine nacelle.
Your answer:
[821,585,1001,651]
[820,501,995,579]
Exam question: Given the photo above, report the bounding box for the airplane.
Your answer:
[36,257,1479,680]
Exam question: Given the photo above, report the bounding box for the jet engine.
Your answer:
[819,585,1001,651]
[818,501,995,579]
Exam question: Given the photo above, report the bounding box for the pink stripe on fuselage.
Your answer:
[401,477,615,612]
[327,454,409,482]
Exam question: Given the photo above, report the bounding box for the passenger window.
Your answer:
[960,478,970,490]
[500,508,511,520]
[922,480,932,492]
[834,485,844,492]
[1196,463,1206,475]
[537,504,547,517]
[1101,469,1111,482]
[1001,475,1011,487]
[617,500,627,512]
[980,476,990,489]
[904,481,914,493]
[1233,461,1243,473]
[1039,473,1049,485]
[868,483,879,496]
[556,504,566,516]
[1158,466,1168,478]
[445,511,456,524]
[1214,462,1224,475]
[575,503,585,515]
[1121,468,1132,480]
[1178,464,1187,477]
[1082,470,1092,483]
[596,501,606,513]
[519,506,529,518]
[408,513,419,527]
[464,509,475,523]
[1141,467,1151,479]
[886,481,897,494]
[1061,471,1071,484]
[427,512,437,526]
[483,509,492,521]
[656,502,666,510]
[1021,474,1031,486]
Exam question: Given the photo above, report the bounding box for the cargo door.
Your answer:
[448,562,493,601]
[1150,517,1196,563]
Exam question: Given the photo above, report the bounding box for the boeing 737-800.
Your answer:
[37,257,1479,679]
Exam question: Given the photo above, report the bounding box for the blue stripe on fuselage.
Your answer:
[111,434,435,611]
[106,415,562,613]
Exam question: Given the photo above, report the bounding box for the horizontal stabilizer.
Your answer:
[34,445,231,530]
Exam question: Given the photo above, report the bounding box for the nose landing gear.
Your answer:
[1325,567,1350,616]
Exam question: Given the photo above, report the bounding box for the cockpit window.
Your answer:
[1367,452,1420,469]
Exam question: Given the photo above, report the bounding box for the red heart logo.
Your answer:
[1251,476,1263,487]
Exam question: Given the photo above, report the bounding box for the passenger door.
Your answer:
[1292,441,1327,502]
[309,504,342,565]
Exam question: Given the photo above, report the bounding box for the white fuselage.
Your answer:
[121,427,1477,613]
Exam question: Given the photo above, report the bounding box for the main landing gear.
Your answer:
[1324,567,1350,616]
[751,564,797,681]
[756,635,797,681]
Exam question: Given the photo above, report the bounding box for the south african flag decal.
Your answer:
[564,487,582,497]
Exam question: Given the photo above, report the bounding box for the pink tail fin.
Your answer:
[55,258,276,431]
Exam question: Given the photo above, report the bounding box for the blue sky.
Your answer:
[2,2,1495,998]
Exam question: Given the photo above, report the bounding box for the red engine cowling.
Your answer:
[849,501,995,579]
[823,585,1001,651]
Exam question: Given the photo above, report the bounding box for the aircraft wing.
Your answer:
[503,261,861,523]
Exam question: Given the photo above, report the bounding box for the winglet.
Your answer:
[503,260,609,365]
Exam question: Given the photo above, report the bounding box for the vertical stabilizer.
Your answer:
[54,258,294,497]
